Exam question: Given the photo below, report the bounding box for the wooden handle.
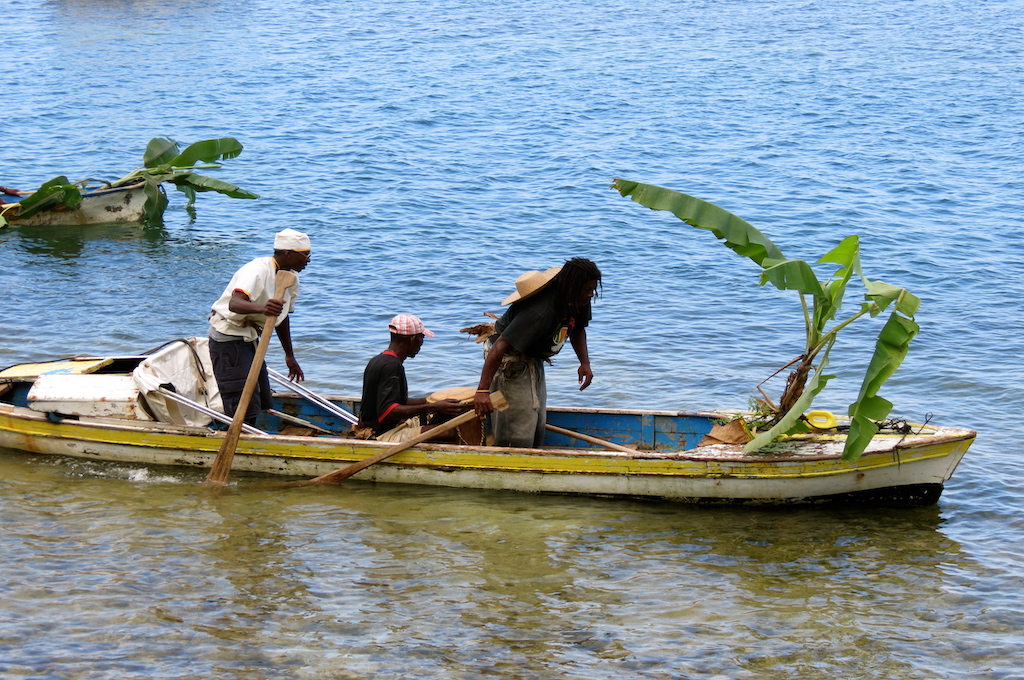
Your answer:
[206,269,298,485]
[545,423,639,454]
[309,391,509,485]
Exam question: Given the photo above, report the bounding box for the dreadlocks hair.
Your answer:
[553,257,602,312]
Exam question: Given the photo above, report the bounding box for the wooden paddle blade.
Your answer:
[308,390,506,486]
[275,269,297,291]
[205,269,297,485]
[490,391,509,411]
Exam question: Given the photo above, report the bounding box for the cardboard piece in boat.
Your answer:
[699,418,754,446]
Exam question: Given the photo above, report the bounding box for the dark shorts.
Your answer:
[209,337,274,424]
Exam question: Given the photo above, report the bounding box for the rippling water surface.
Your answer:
[2,0,1023,677]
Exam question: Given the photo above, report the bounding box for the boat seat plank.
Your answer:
[0,357,114,379]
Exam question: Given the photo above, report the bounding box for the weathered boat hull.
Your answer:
[3,185,147,227]
[0,395,974,505]
[0,346,976,505]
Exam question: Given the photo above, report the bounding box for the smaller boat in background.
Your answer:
[1,182,149,227]
[0,135,257,229]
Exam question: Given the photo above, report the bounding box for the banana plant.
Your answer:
[0,137,257,228]
[613,179,920,461]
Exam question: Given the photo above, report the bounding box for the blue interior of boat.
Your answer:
[1,356,717,452]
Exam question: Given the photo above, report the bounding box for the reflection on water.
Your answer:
[6,451,1011,678]
[7,222,169,260]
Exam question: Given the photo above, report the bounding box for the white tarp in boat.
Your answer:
[132,337,223,427]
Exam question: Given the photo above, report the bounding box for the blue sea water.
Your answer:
[1,0,1023,677]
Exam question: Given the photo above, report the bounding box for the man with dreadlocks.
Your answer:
[473,258,602,448]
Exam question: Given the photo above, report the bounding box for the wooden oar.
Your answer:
[307,391,508,485]
[205,269,297,485]
[268,408,335,434]
[545,423,640,454]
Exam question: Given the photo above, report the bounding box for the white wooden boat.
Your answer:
[0,184,148,227]
[0,339,976,505]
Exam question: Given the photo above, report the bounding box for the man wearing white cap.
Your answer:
[474,257,602,448]
[207,228,311,424]
[356,314,466,442]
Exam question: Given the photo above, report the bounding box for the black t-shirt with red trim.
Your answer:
[359,351,409,435]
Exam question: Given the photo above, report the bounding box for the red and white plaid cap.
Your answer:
[388,313,435,337]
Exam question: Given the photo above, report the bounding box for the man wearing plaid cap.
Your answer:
[356,314,466,442]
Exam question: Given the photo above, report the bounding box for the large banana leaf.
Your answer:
[613,180,785,266]
[169,138,245,167]
[843,312,919,459]
[814,236,859,329]
[759,258,825,297]
[4,176,83,220]
[142,177,168,224]
[167,172,258,200]
[864,279,921,317]
[143,137,183,167]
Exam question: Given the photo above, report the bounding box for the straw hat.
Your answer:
[501,266,562,305]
